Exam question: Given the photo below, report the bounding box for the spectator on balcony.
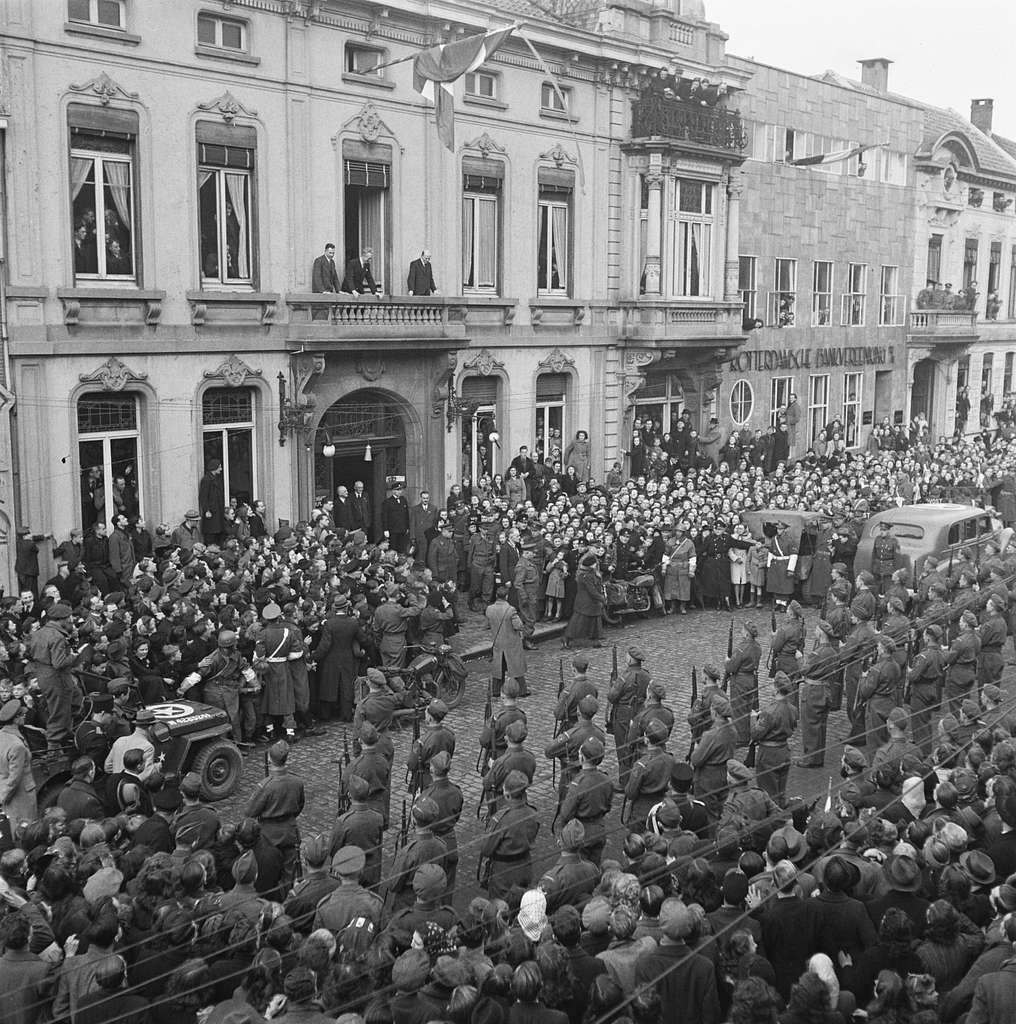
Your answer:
[342,246,379,297]
[311,242,341,294]
[961,280,980,313]
[987,292,1001,320]
[407,250,438,296]
[916,281,938,309]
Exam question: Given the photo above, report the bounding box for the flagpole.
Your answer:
[517,29,587,193]
[371,21,521,76]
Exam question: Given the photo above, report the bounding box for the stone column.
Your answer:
[643,163,665,297]
[724,168,743,302]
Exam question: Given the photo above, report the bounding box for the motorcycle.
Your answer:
[602,569,660,624]
[368,642,468,713]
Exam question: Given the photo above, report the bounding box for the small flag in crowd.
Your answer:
[413,25,515,151]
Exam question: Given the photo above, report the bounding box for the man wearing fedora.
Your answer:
[311,593,367,723]
[26,602,82,750]
[171,508,203,553]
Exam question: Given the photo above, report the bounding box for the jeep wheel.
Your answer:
[190,739,243,801]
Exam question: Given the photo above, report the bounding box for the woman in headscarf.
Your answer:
[563,552,605,649]
[563,430,591,482]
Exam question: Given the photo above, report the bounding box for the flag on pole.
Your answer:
[790,143,870,168]
[413,26,515,151]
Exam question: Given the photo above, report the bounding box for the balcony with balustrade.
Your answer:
[628,94,748,159]
[907,309,979,343]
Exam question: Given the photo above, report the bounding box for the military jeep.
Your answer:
[34,698,244,807]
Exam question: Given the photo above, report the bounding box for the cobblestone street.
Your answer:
[219,604,1016,908]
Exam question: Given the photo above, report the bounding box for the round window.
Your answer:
[729,379,754,425]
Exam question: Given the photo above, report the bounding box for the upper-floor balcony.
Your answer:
[615,298,747,347]
[908,309,979,342]
[629,95,748,159]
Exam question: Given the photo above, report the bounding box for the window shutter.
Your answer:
[463,157,504,193]
[198,143,254,169]
[537,166,574,194]
[344,160,390,188]
[536,373,568,400]
[461,376,499,404]
[68,104,139,138]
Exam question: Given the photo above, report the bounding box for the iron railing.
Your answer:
[630,95,747,151]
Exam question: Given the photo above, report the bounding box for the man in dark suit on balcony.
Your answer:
[312,242,341,293]
[407,250,438,296]
[342,246,379,297]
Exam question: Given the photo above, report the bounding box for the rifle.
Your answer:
[606,645,618,731]
[406,707,422,795]
[395,797,408,852]
[685,666,699,761]
[553,658,565,789]
[263,750,270,778]
[476,679,493,773]
[338,731,351,813]
[771,607,778,634]
[721,618,735,689]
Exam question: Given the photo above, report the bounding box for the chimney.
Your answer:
[858,57,892,94]
[971,98,994,134]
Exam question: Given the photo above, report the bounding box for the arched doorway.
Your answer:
[313,390,407,538]
[911,358,936,425]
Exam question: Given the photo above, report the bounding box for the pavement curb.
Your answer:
[458,619,567,662]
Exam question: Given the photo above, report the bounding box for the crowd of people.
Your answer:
[5,424,1016,1023]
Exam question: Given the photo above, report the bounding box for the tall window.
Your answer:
[536,374,567,461]
[462,160,502,293]
[927,234,943,285]
[672,179,714,297]
[879,265,903,325]
[770,377,794,427]
[812,260,833,326]
[1009,246,1016,320]
[537,168,573,295]
[982,353,994,394]
[69,105,138,281]
[1004,352,1014,396]
[771,258,797,327]
[68,0,124,29]
[77,393,142,531]
[729,380,754,425]
[738,256,757,322]
[957,356,970,392]
[964,238,979,291]
[197,12,248,51]
[634,376,684,437]
[343,147,390,288]
[808,375,829,445]
[841,262,867,325]
[988,241,1003,299]
[460,377,499,480]
[541,83,569,113]
[842,372,862,447]
[197,122,255,286]
[202,388,256,504]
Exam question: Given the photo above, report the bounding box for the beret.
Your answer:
[428,699,448,720]
[346,774,369,801]
[710,695,732,718]
[358,722,379,745]
[365,667,387,688]
[659,899,695,940]
[231,850,258,884]
[502,678,520,699]
[886,706,909,729]
[743,621,759,638]
[726,758,753,783]
[301,834,330,866]
[505,720,527,743]
[581,894,611,933]
[135,708,155,725]
[503,770,529,797]
[262,602,282,621]
[580,737,604,763]
[842,744,868,772]
[47,604,72,620]
[332,845,365,875]
[430,750,451,775]
[961,699,981,720]
[0,700,23,724]
[939,713,960,736]
[983,684,1003,702]
[627,646,646,662]
[703,663,722,680]
[283,966,317,1002]
[412,797,439,824]
[180,772,203,798]
[412,862,446,899]
[577,695,599,718]
[561,819,585,850]
[391,949,430,993]
[431,955,470,989]
[648,679,667,698]
[645,719,669,745]
[857,571,875,585]
[925,623,944,640]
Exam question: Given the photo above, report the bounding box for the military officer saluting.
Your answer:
[407,698,455,790]
[623,719,674,830]
[559,736,613,866]
[329,773,384,889]
[871,521,901,595]
[480,770,540,899]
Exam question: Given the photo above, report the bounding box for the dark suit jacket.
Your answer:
[349,493,371,534]
[342,257,378,295]
[407,258,437,295]
[334,497,352,529]
[312,254,340,292]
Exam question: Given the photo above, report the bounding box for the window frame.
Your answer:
[738,255,758,321]
[671,178,715,298]
[812,260,833,327]
[842,371,862,448]
[535,374,567,463]
[68,0,125,30]
[198,163,255,288]
[841,262,868,326]
[729,379,754,426]
[462,190,500,294]
[344,43,388,81]
[988,241,1003,298]
[770,376,794,428]
[927,234,943,285]
[465,71,499,100]
[540,82,570,114]
[770,257,797,327]
[202,387,257,504]
[879,264,904,326]
[76,392,143,531]
[963,238,979,291]
[808,374,830,446]
[1004,352,1014,397]
[1009,245,1016,320]
[69,136,138,284]
[197,10,248,51]
[536,195,570,296]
